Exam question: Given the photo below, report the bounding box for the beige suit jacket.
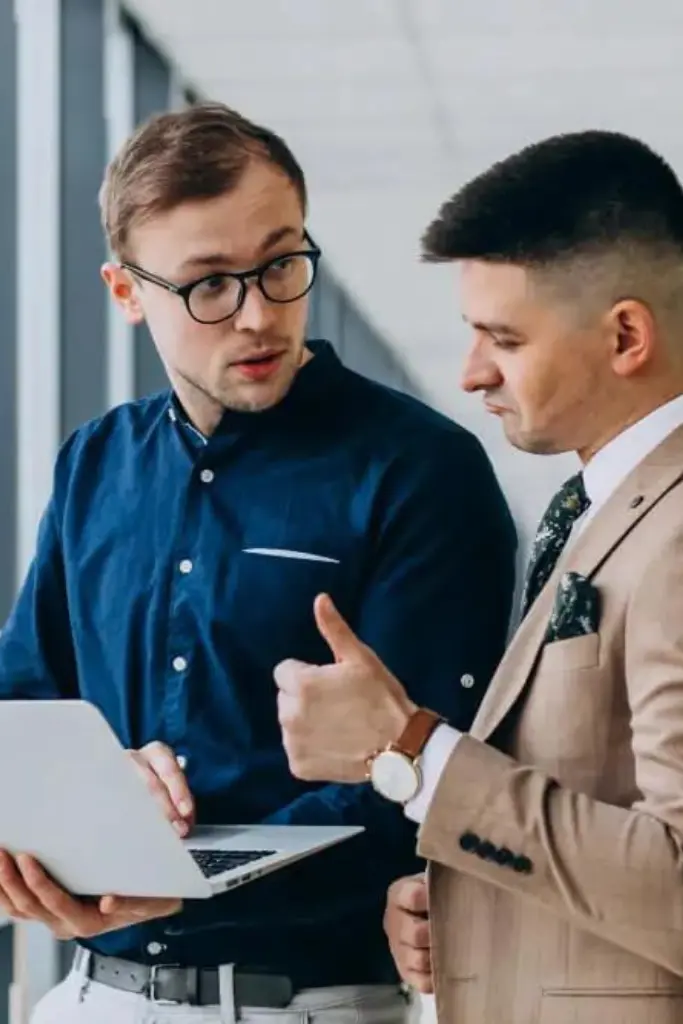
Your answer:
[419,424,683,1024]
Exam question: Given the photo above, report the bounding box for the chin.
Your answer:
[500,419,551,455]
[509,433,563,456]
[222,390,280,414]
[225,375,296,414]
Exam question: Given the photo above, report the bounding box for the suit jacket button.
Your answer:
[494,846,514,866]
[512,854,533,874]
[477,841,497,861]
[459,831,480,853]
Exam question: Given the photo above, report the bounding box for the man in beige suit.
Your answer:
[273,129,683,1024]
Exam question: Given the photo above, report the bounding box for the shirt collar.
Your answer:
[168,339,343,440]
[583,393,683,514]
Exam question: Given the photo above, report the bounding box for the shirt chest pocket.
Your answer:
[242,546,341,566]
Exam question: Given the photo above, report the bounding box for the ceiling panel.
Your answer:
[415,0,683,34]
[184,38,419,82]
[137,0,398,39]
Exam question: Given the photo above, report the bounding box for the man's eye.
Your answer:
[205,276,229,292]
[195,275,229,296]
[269,257,295,273]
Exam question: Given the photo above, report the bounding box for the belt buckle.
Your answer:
[148,964,185,1006]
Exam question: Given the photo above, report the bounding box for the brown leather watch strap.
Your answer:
[390,707,443,760]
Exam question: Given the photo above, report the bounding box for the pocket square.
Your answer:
[545,571,600,643]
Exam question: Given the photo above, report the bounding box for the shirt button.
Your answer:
[460,673,475,689]
[168,408,177,423]
[173,656,188,673]
[200,469,214,484]
[179,559,193,574]
[147,941,166,956]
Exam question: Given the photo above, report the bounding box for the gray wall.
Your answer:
[59,0,108,438]
[130,16,173,399]
[310,264,416,396]
[0,0,17,627]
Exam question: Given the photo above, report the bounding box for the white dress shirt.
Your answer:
[404,395,683,824]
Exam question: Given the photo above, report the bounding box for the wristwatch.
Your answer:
[366,707,443,804]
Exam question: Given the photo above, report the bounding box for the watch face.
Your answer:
[370,750,421,803]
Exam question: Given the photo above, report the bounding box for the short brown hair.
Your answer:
[100,102,307,258]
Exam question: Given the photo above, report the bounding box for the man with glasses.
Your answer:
[0,103,516,1023]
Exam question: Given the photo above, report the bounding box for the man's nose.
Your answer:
[460,345,503,393]
[233,280,275,332]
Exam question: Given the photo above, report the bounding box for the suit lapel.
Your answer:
[470,582,553,742]
[471,424,683,743]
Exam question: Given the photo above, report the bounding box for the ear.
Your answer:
[608,299,656,377]
[101,263,145,325]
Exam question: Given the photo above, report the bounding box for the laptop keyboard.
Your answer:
[188,848,277,879]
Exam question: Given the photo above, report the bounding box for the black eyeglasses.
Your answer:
[121,231,322,325]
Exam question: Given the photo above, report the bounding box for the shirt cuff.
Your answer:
[404,724,462,823]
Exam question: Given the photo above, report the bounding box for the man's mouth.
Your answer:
[232,351,286,381]
[484,396,509,415]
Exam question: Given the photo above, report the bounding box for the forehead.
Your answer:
[459,260,538,325]
[129,160,304,267]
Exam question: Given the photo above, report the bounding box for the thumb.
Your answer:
[314,593,364,663]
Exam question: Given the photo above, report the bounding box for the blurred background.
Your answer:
[2,0,682,1019]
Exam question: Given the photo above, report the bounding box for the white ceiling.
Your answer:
[125,0,683,532]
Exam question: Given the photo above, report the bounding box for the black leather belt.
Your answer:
[74,948,295,1007]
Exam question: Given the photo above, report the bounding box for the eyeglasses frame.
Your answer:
[120,230,322,325]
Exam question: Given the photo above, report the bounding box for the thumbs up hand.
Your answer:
[274,594,416,783]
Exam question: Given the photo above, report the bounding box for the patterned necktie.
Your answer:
[521,473,590,617]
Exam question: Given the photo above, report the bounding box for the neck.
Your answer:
[172,385,224,438]
[577,383,683,464]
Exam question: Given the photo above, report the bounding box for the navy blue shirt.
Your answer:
[0,341,516,982]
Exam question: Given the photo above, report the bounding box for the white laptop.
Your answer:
[0,700,362,899]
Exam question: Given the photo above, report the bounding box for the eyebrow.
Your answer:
[464,317,524,338]
[178,226,302,273]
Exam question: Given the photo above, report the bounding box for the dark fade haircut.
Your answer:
[100,102,307,259]
[422,130,683,269]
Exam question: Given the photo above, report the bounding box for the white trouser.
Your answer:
[30,964,411,1024]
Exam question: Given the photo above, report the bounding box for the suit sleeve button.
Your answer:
[459,831,480,853]
[493,846,515,866]
[477,841,497,861]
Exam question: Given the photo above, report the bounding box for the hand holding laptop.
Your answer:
[0,700,363,912]
[0,849,181,940]
[128,741,195,838]
[0,738,190,937]
[0,738,189,938]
